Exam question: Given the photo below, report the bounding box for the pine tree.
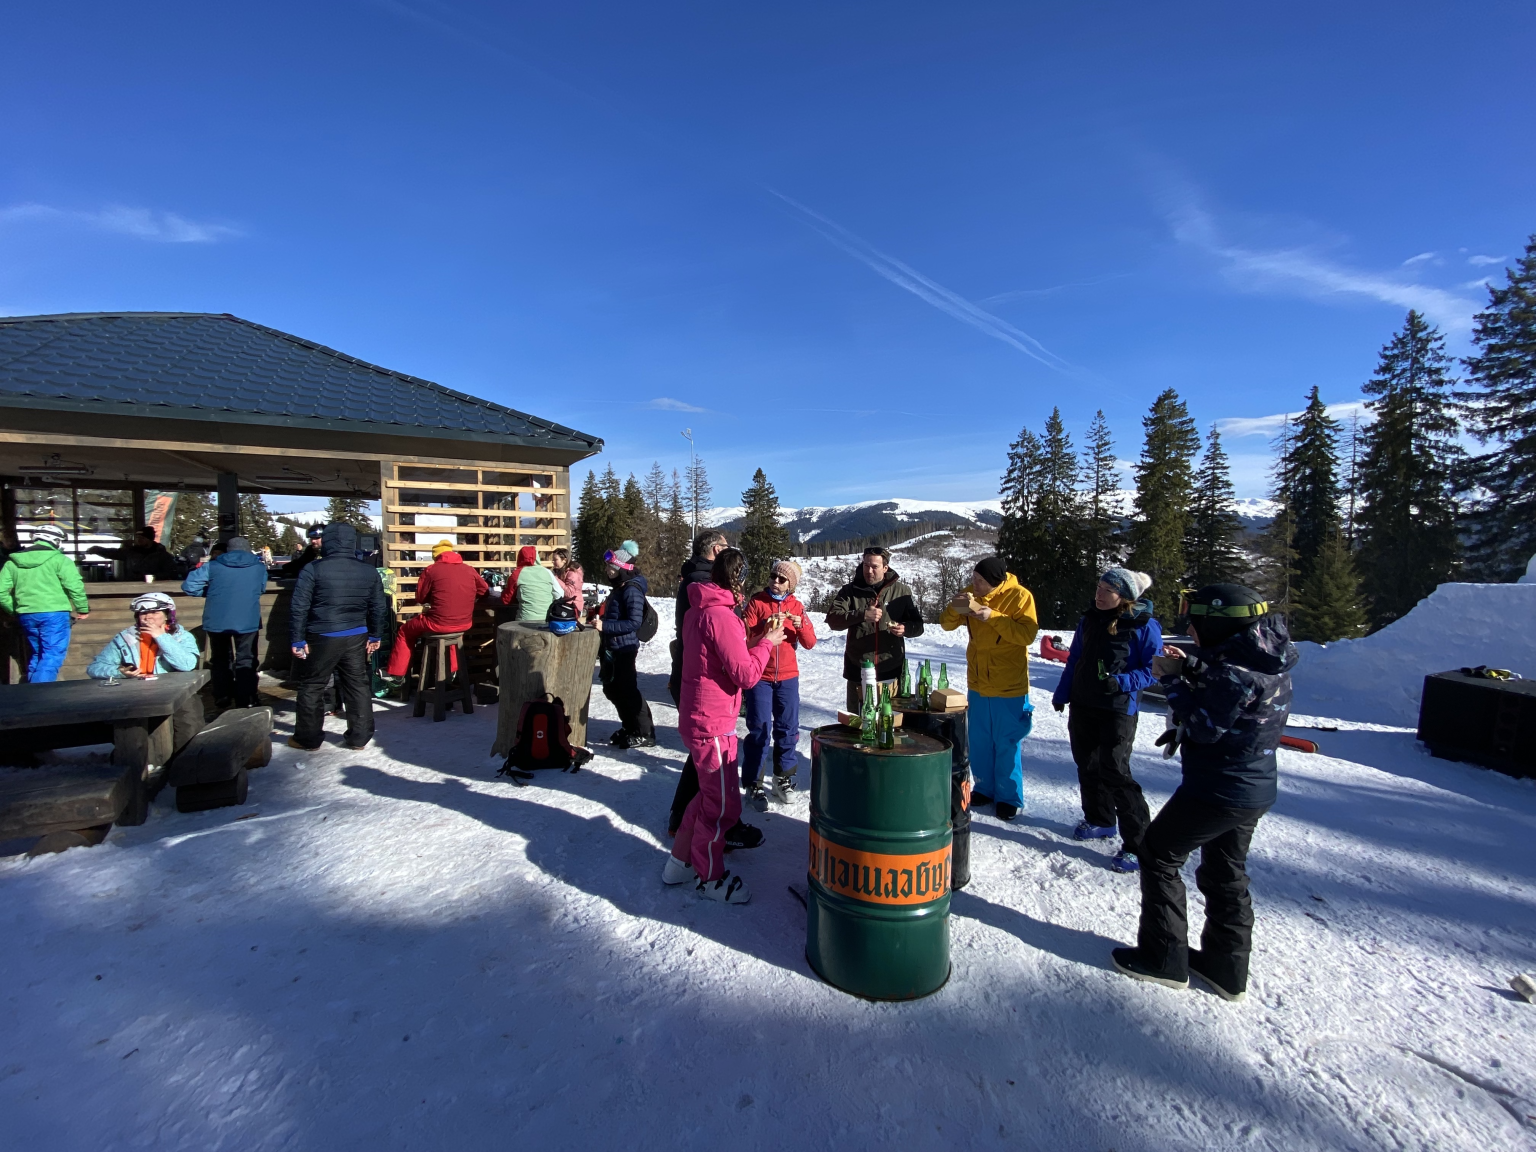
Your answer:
[1355,310,1463,627]
[326,496,374,534]
[1342,411,1363,546]
[238,492,280,551]
[619,474,647,559]
[572,469,614,576]
[685,456,712,539]
[1257,417,1299,610]
[278,522,304,555]
[1462,235,1536,580]
[997,427,1047,595]
[661,470,691,580]
[1285,387,1343,585]
[1290,525,1368,642]
[1126,389,1200,620]
[1028,409,1088,627]
[165,490,214,555]
[738,469,792,591]
[1184,425,1246,589]
[1081,410,1120,574]
[636,462,669,568]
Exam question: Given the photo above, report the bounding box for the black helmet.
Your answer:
[1176,583,1269,646]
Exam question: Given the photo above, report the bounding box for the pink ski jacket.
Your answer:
[678,581,773,744]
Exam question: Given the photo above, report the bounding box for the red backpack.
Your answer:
[500,694,585,779]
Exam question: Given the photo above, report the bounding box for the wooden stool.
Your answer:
[413,632,473,722]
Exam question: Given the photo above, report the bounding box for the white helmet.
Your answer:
[130,591,175,615]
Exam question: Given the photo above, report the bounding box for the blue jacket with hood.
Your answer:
[1053,599,1162,716]
[600,571,649,651]
[181,546,269,633]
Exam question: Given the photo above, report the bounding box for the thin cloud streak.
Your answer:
[1216,400,1373,439]
[646,397,708,413]
[0,202,239,243]
[769,190,1074,374]
[1467,254,1506,267]
[1170,202,1479,334]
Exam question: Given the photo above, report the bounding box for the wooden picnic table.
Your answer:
[0,670,211,773]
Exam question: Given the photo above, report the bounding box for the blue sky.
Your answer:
[3,2,1532,509]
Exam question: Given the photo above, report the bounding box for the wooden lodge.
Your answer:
[0,312,602,682]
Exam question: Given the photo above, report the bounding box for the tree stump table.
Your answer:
[492,623,602,757]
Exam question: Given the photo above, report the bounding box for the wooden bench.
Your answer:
[0,761,139,850]
[167,706,273,812]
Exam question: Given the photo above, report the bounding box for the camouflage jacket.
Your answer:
[1163,615,1298,808]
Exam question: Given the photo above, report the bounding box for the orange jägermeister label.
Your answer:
[807,828,950,905]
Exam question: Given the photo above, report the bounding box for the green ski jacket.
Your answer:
[0,542,90,615]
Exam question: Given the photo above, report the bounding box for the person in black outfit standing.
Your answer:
[1052,567,1161,874]
[287,523,388,751]
[1111,583,1298,1002]
[592,540,656,749]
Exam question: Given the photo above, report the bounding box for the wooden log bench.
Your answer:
[0,761,138,854]
[166,706,273,813]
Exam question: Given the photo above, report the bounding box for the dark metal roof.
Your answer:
[0,312,602,454]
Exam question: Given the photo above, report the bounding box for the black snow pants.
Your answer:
[599,646,654,739]
[1068,706,1151,854]
[294,633,374,749]
[1136,787,1269,989]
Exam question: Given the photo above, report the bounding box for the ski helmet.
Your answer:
[1177,583,1268,646]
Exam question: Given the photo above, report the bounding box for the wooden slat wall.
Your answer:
[380,460,572,681]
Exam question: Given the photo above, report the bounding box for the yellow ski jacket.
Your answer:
[939,572,1039,697]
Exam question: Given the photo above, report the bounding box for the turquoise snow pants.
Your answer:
[967,690,1034,808]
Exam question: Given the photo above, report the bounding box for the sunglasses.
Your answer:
[769,573,790,583]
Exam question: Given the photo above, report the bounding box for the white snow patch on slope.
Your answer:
[4,594,1536,1150]
[1291,582,1536,725]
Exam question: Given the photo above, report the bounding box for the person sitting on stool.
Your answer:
[385,540,487,679]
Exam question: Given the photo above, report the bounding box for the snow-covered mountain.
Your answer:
[703,492,1278,547]
[704,498,1001,545]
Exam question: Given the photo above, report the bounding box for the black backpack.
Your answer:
[638,600,660,643]
[499,695,586,779]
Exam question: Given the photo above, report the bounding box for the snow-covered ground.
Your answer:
[4,602,1535,1150]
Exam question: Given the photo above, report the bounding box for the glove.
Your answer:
[1156,723,1182,759]
[1052,700,1065,712]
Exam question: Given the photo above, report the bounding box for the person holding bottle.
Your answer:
[940,556,1038,822]
[740,559,817,808]
[1052,567,1160,873]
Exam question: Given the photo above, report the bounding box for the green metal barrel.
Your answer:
[805,725,953,1000]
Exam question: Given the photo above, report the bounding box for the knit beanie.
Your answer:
[1100,567,1152,602]
[609,539,640,567]
[974,555,1008,587]
[431,540,455,558]
[772,559,802,592]
[226,536,252,552]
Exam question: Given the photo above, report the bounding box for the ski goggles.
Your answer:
[130,592,175,614]
[1174,590,1268,634]
[603,550,634,569]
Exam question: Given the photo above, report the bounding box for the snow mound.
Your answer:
[1291,582,1536,725]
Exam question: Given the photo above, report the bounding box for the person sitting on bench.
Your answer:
[385,541,488,679]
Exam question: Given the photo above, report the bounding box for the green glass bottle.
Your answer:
[860,678,878,745]
[916,660,931,708]
[877,688,895,749]
[937,662,949,691]
[897,658,911,699]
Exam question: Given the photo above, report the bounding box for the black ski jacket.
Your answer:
[1164,615,1299,808]
[289,523,389,643]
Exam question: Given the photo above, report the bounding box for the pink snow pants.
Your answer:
[672,733,741,882]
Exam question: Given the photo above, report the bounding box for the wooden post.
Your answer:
[493,622,601,756]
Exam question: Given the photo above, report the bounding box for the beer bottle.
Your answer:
[877,688,895,749]
[897,658,911,699]
[937,662,949,691]
[916,660,931,708]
